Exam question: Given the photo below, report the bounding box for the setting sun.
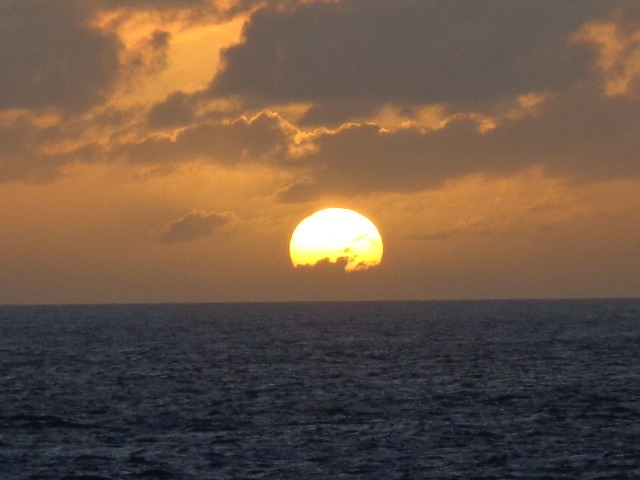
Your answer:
[290,208,383,272]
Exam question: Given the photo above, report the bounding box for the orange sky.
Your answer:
[1,0,639,304]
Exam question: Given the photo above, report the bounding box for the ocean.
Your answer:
[1,300,639,479]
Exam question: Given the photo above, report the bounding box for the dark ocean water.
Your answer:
[1,300,639,479]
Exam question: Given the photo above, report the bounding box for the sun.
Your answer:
[290,208,383,272]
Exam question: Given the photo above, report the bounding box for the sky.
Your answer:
[1,0,640,304]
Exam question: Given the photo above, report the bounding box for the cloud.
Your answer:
[0,108,295,182]
[0,1,121,112]
[208,0,628,122]
[3,0,639,195]
[573,13,640,97]
[102,0,262,19]
[277,84,640,201]
[123,29,172,80]
[147,90,197,128]
[157,209,238,243]
[0,108,115,183]
[0,0,258,114]
[0,114,66,183]
[104,0,212,9]
[293,256,350,274]
[117,111,292,164]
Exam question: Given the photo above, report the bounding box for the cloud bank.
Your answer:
[0,1,121,112]
[2,0,640,194]
[209,0,627,120]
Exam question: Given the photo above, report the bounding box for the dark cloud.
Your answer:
[279,86,640,201]
[279,121,492,200]
[209,0,629,122]
[3,0,639,193]
[0,105,133,183]
[102,0,306,22]
[293,256,350,273]
[103,0,210,9]
[277,180,323,203]
[0,109,293,182]
[158,209,238,243]
[148,91,197,128]
[0,1,121,112]
[118,111,291,164]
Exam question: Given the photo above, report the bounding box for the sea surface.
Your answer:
[1,300,639,479]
